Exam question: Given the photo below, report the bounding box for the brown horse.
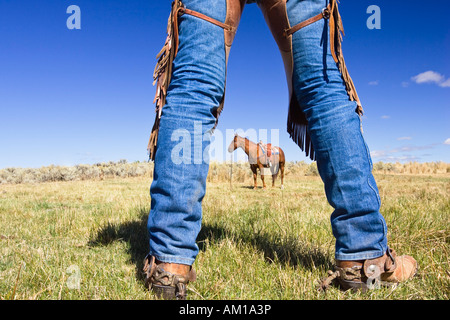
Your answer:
[228,134,285,189]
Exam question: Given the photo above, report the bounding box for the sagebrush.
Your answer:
[1,160,448,185]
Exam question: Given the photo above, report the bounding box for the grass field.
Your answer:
[0,162,449,300]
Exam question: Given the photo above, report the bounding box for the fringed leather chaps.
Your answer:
[258,0,363,161]
[148,0,362,162]
[147,0,246,161]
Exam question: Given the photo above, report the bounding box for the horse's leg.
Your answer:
[260,167,266,189]
[251,166,257,189]
[280,162,285,189]
[271,157,279,187]
[271,164,278,187]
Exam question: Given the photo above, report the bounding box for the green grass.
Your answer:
[0,169,448,300]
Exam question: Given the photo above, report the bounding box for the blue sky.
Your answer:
[0,0,449,169]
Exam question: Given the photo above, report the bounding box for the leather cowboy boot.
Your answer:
[320,248,418,292]
[143,255,196,300]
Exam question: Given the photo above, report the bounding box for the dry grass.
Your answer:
[0,161,448,300]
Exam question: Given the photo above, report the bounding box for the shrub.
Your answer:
[0,160,448,185]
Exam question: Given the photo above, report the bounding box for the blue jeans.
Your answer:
[147,0,388,265]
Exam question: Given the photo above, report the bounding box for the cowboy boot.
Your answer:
[143,255,196,300]
[320,248,418,292]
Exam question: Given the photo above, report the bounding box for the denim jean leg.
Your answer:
[148,0,227,265]
[286,0,388,261]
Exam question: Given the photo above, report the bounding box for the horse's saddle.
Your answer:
[258,143,279,167]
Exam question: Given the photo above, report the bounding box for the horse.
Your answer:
[228,134,285,189]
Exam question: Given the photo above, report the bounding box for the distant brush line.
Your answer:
[0,161,448,185]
